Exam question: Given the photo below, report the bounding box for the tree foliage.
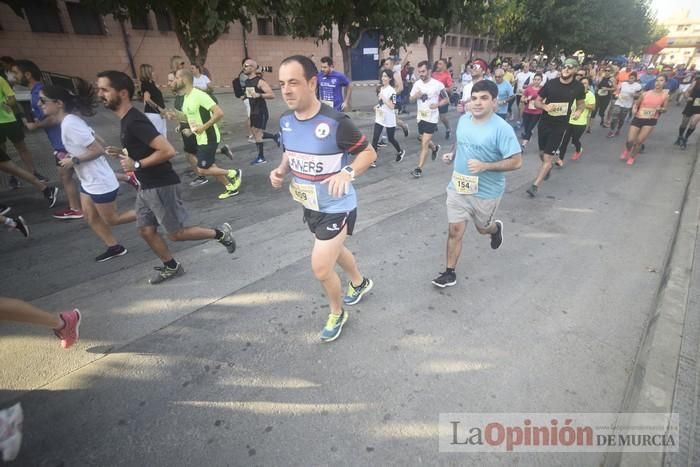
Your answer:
[495,0,659,58]
[82,0,254,67]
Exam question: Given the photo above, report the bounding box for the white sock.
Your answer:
[3,217,16,229]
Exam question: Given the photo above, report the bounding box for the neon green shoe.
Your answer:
[320,310,348,342]
[343,277,374,305]
[218,184,239,199]
[227,169,242,192]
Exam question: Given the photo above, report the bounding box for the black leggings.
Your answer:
[560,124,586,159]
[372,123,401,152]
[591,94,611,121]
[521,113,540,140]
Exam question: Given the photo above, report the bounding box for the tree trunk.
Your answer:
[338,33,352,79]
[424,35,437,66]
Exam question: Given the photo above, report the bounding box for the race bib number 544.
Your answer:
[452,173,479,195]
[548,102,569,117]
[289,181,320,211]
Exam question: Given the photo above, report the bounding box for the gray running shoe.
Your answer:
[217,222,236,253]
[149,263,185,285]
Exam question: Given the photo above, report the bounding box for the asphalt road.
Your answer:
[0,88,697,466]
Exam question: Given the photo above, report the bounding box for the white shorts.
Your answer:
[145,113,167,137]
[446,189,501,228]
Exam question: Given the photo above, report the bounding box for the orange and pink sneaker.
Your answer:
[571,149,583,161]
[620,149,630,161]
[54,309,81,349]
[626,157,635,166]
[53,208,83,220]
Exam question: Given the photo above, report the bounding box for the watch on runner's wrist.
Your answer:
[71,156,80,165]
[342,165,355,180]
[134,160,142,169]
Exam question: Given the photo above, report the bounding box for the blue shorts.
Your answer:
[80,186,119,204]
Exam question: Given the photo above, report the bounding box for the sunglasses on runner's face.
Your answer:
[39,97,57,104]
[563,65,576,70]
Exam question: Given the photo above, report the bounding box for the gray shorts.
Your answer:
[446,189,500,229]
[135,184,189,234]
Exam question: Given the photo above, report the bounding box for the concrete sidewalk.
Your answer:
[1,94,699,465]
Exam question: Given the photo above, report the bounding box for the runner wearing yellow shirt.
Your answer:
[560,76,596,162]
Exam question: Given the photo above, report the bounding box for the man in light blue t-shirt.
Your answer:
[432,79,523,288]
[494,68,514,120]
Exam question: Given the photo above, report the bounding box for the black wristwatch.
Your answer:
[71,156,81,165]
[134,161,142,169]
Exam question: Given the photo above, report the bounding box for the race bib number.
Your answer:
[245,87,257,98]
[321,99,335,108]
[289,181,319,211]
[528,100,536,110]
[694,98,700,107]
[638,107,656,119]
[418,109,431,120]
[375,107,384,120]
[452,173,479,195]
[548,102,569,117]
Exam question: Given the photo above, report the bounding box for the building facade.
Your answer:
[657,10,700,66]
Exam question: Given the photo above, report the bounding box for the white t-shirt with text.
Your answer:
[410,78,445,124]
[375,85,397,128]
[617,82,643,108]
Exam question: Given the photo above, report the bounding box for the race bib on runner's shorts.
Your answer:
[452,173,479,195]
[638,107,656,119]
[548,102,569,117]
[289,181,320,211]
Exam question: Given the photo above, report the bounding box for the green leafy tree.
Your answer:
[82,0,254,67]
[279,0,416,79]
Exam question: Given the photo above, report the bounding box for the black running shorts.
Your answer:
[537,121,568,156]
[303,208,357,241]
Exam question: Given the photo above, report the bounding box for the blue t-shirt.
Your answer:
[280,104,368,213]
[449,113,521,199]
[31,82,65,151]
[317,70,350,111]
[496,81,514,114]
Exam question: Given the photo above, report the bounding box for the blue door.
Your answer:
[350,31,380,81]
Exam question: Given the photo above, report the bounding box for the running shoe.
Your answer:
[8,176,20,190]
[432,270,457,288]
[126,171,140,189]
[247,135,255,143]
[221,144,234,160]
[12,216,29,239]
[320,310,348,343]
[620,149,630,161]
[189,176,209,187]
[343,277,374,305]
[680,138,688,150]
[250,156,267,165]
[44,186,59,208]
[571,147,583,161]
[395,149,405,162]
[555,158,563,167]
[95,245,127,262]
[228,169,242,192]
[370,161,377,168]
[217,222,236,253]
[377,141,388,148]
[626,157,635,166]
[54,309,81,349]
[526,184,538,198]
[431,144,441,161]
[218,184,240,199]
[0,204,10,216]
[53,208,83,220]
[606,131,616,138]
[150,263,185,284]
[410,167,422,178]
[0,403,23,462]
[491,220,503,250]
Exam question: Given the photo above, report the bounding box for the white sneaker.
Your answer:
[0,403,23,462]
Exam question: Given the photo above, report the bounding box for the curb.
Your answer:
[604,143,700,467]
